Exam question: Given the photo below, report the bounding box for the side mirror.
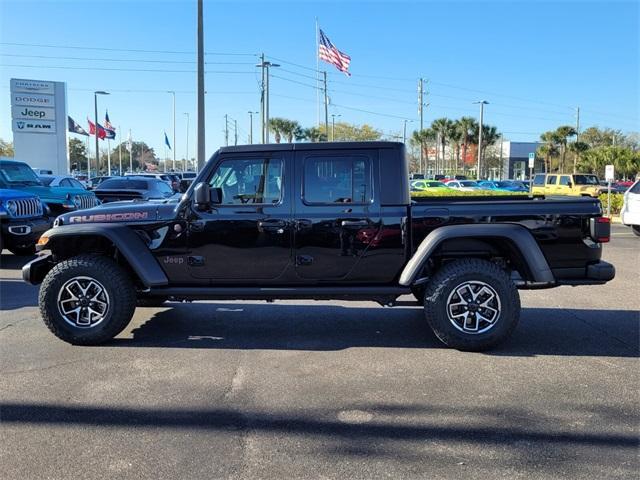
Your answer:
[567,182,572,188]
[194,182,222,210]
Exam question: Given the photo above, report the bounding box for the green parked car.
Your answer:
[0,158,100,218]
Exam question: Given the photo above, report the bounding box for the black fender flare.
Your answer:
[42,224,169,288]
[399,224,555,286]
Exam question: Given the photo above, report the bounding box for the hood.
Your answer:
[14,185,94,204]
[0,188,39,201]
[55,198,179,226]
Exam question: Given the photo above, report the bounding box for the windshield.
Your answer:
[574,174,599,185]
[0,162,42,185]
[98,179,148,190]
[39,177,55,186]
[426,181,446,187]
[460,181,478,187]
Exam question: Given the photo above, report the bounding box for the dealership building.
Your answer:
[499,141,541,180]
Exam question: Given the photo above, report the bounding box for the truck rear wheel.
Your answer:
[423,258,520,351]
[39,255,136,345]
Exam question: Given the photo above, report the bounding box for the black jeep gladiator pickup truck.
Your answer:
[23,142,614,350]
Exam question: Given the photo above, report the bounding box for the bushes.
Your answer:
[598,192,624,215]
[412,189,528,198]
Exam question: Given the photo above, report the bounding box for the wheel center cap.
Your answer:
[468,302,479,312]
[80,298,89,307]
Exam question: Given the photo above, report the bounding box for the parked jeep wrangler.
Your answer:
[23,142,614,350]
[0,189,50,255]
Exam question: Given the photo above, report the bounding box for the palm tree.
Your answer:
[538,131,561,172]
[411,128,436,174]
[279,119,302,143]
[303,127,327,143]
[555,125,577,172]
[456,116,477,171]
[448,125,463,172]
[431,118,454,174]
[569,141,590,174]
[470,124,500,178]
[268,118,288,143]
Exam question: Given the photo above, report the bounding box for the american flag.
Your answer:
[318,29,351,76]
[104,110,114,130]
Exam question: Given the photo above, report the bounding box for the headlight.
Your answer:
[73,195,81,208]
[6,200,18,216]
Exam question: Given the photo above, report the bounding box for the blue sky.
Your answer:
[1,0,638,160]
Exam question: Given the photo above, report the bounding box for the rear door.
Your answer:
[545,175,558,195]
[292,148,381,280]
[187,152,293,281]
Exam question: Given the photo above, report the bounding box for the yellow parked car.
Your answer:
[531,173,603,197]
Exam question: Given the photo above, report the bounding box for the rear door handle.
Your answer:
[341,220,369,227]
[258,219,286,228]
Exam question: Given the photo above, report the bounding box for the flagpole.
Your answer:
[315,17,320,127]
[107,139,111,175]
[118,125,122,175]
[86,134,90,179]
[129,129,133,173]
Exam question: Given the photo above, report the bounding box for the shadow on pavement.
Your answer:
[0,253,33,270]
[106,303,639,357]
[0,278,39,311]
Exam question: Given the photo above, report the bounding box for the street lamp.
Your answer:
[168,91,176,171]
[248,111,259,144]
[473,100,489,179]
[402,119,413,144]
[94,90,109,176]
[183,112,190,171]
[331,113,341,141]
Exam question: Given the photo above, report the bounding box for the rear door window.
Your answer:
[559,176,571,186]
[546,175,557,185]
[303,155,372,204]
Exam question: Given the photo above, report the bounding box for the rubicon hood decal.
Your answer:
[69,211,149,223]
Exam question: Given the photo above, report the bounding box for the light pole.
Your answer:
[248,111,258,144]
[94,91,109,175]
[402,119,413,144]
[168,91,176,171]
[183,112,189,171]
[331,113,341,141]
[256,58,280,143]
[196,0,205,171]
[473,100,489,179]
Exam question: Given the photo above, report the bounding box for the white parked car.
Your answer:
[125,172,176,190]
[445,180,481,191]
[621,179,640,237]
[38,175,88,190]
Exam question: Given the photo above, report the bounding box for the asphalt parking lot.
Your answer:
[1,224,638,479]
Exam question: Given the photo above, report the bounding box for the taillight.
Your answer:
[590,216,610,243]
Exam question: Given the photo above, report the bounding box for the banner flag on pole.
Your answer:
[87,118,107,139]
[318,28,351,76]
[164,131,172,150]
[68,116,89,136]
[103,110,116,139]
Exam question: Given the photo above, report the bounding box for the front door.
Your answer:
[292,149,382,281]
[188,152,293,281]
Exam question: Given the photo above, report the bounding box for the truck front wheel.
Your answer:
[423,258,520,351]
[39,255,137,345]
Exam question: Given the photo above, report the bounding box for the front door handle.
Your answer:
[258,219,287,233]
[341,219,369,227]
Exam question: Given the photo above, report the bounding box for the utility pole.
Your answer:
[224,114,229,146]
[196,0,205,170]
[418,78,424,172]
[256,56,280,144]
[573,106,580,173]
[403,119,408,144]
[331,113,341,141]
[248,111,258,144]
[234,119,238,146]
[258,53,265,143]
[323,71,329,141]
[183,112,189,171]
[499,133,504,179]
[474,100,489,179]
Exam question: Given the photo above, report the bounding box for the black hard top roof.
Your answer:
[218,141,403,154]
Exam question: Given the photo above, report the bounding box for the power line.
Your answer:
[0,53,254,65]
[0,42,256,56]
[1,63,256,74]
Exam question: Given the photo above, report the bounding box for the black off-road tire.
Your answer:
[8,245,36,256]
[632,225,640,237]
[39,255,137,345]
[423,258,520,351]
[137,297,168,307]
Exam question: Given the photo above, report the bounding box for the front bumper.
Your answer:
[1,217,51,248]
[22,253,53,285]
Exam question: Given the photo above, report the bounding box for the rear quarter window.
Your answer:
[533,174,545,186]
[630,181,640,194]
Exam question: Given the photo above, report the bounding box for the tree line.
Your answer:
[538,126,639,179]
